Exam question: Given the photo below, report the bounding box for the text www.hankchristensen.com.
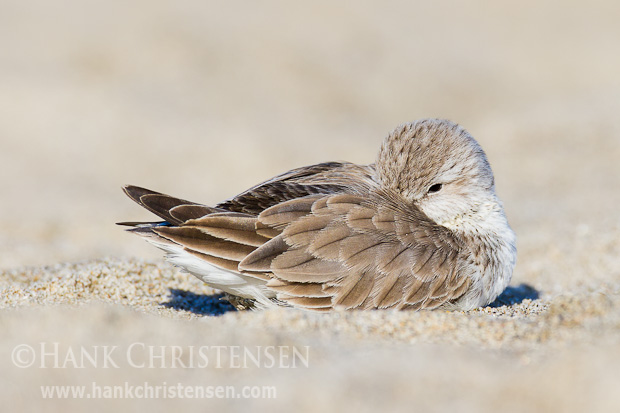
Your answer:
[41,382,277,399]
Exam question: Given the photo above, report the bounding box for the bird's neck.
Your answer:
[446,199,517,308]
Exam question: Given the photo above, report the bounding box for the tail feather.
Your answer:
[120,184,277,304]
[122,185,211,225]
[116,221,169,227]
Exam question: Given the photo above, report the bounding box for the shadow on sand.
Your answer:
[488,283,540,308]
[163,283,541,315]
[162,289,237,316]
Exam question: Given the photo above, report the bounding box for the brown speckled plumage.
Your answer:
[120,119,516,311]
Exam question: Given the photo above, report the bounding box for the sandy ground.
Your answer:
[2,0,620,411]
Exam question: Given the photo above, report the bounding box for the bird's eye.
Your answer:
[428,183,443,194]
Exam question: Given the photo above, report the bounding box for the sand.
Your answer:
[2,0,620,411]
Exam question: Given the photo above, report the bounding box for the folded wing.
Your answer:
[121,163,469,311]
[240,191,471,311]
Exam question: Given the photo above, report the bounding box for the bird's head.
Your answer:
[376,119,503,234]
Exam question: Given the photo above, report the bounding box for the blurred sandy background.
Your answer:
[1,0,620,411]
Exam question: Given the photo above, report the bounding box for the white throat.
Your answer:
[431,197,517,309]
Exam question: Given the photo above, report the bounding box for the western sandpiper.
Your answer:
[119,119,516,311]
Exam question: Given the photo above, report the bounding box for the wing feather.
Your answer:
[169,204,224,222]
[251,191,468,310]
[260,195,324,229]
[370,269,404,308]
[217,162,375,214]
[272,249,346,281]
[308,224,353,260]
[327,271,376,309]
[153,226,256,261]
[281,213,334,247]
[266,279,328,297]
[280,296,333,309]
[238,235,289,272]
[123,185,202,225]
[186,213,271,247]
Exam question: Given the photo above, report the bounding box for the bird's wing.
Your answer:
[239,190,471,311]
[120,185,277,277]
[119,160,375,279]
[120,185,226,225]
[216,161,377,215]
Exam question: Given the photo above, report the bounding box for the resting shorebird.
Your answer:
[119,119,516,311]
